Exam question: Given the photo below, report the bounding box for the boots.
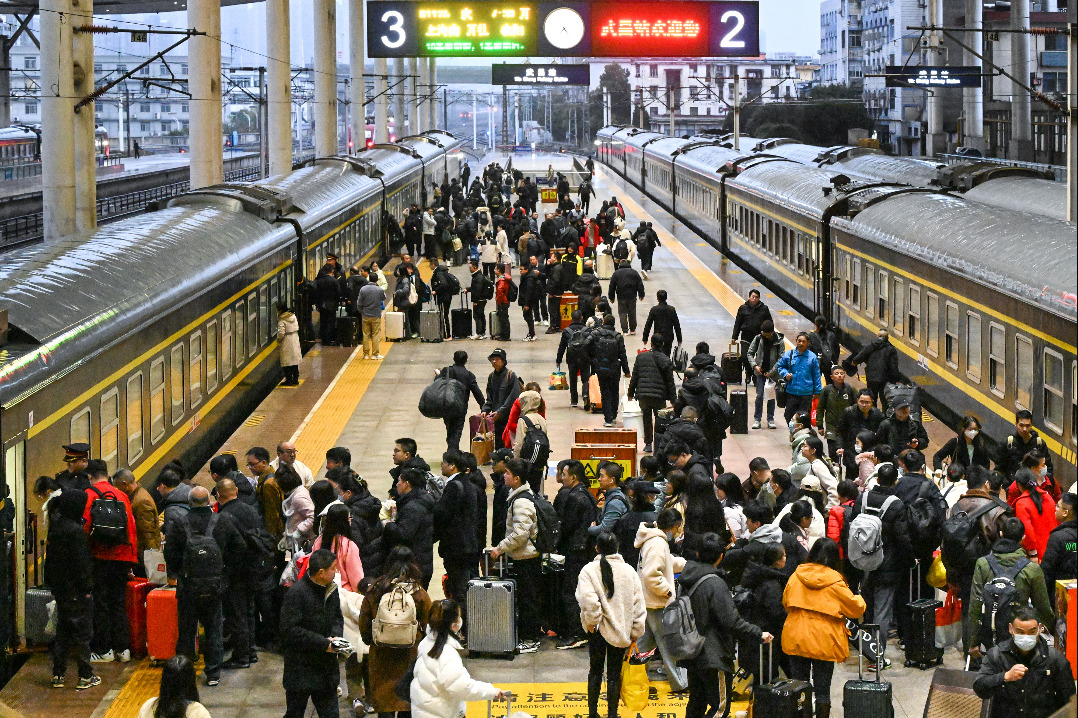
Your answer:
[815,701,831,718]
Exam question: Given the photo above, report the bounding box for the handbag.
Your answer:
[620,643,650,712]
[774,380,788,408]
[935,587,963,650]
[452,236,463,252]
[549,371,568,390]
[143,548,168,585]
[471,432,494,466]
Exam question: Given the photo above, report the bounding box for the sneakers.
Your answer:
[206,677,220,687]
[570,402,579,408]
[51,675,64,689]
[583,401,592,412]
[752,421,762,429]
[767,420,777,429]
[222,659,251,670]
[603,421,615,427]
[373,354,384,360]
[89,650,114,663]
[544,327,560,334]
[517,640,540,654]
[556,636,588,650]
[117,649,131,663]
[641,270,648,280]
[523,335,536,342]
[867,657,892,671]
[75,675,101,691]
[643,443,652,454]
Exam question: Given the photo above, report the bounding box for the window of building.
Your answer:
[140,65,150,76]
[945,302,959,368]
[160,64,169,77]
[94,63,103,73]
[190,333,202,408]
[1042,72,1066,94]
[181,103,189,113]
[966,311,982,383]
[24,57,37,70]
[907,285,920,345]
[24,103,37,115]
[116,64,127,73]
[140,103,151,113]
[181,63,189,75]
[161,103,171,112]
[649,64,658,78]
[1044,349,1064,431]
[988,323,1005,397]
[70,408,91,449]
[140,123,149,132]
[160,122,169,133]
[100,389,119,465]
[149,358,165,442]
[170,344,185,425]
[926,292,939,357]
[127,373,144,462]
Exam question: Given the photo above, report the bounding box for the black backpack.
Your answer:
[979,554,1030,648]
[244,525,278,582]
[907,480,947,557]
[182,515,224,598]
[612,239,630,262]
[940,499,1005,576]
[519,416,551,472]
[88,486,129,545]
[514,492,561,555]
[592,330,621,371]
[566,326,589,363]
[505,279,518,303]
[477,274,496,302]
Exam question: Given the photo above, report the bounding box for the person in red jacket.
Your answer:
[1005,450,1061,506]
[1011,468,1058,562]
[82,459,138,663]
[826,480,862,593]
[493,263,514,341]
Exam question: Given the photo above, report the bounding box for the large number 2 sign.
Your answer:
[719,10,745,49]
[380,10,406,49]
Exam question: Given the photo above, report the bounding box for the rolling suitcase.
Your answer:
[729,389,749,434]
[25,586,54,646]
[588,374,603,413]
[922,659,988,718]
[336,313,359,347]
[147,587,179,661]
[905,562,944,669]
[489,311,508,341]
[467,549,517,657]
[721,342,744,385]
[420,309,442,343]
[126,578,154,657]
[843,624,894,718]
[386,311,406,341]
[451,290,473,339]
[753,643,812,718]
[596,252,614,280]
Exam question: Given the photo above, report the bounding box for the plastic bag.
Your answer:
[143,548,168,585]
[44,600,57,641]
[935,587,963,650]
[620,644,649,713]
[927,552,948,589]
[549,371,568,390]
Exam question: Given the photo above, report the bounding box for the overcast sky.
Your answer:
[759,0,821,56]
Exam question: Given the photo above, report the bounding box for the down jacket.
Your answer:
[575,554,647,648]
[411,632,499,718]
[513,391,549,457]
[781,562,866,662]
[496,485,539,560]
[628,350,677,405]
[676,561,762,672]
[635,524,686,609]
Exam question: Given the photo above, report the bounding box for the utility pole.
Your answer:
[472,95,477,150]
[668,85,675,136]
[1068,0,1076,222]
[733,73,741,151]
[259,66,268,177]
[501,86,509,147]
[443,88,448,133]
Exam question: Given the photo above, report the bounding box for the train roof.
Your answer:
[260,162,379,216]
[833,192,1078,318]
[0,127,37,141]
[728,159,854,222]
[674,143,752,175]
[962,176,1071,224]
[832,154,944,187]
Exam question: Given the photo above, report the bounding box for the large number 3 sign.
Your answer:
[380,10,406,49]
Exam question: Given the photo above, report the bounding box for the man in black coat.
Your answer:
[384,469,436,589]
[554,460,598,649]
[280,549,346,718]
[876,400,929,455]
[836,390,886,475]
[586,315,631,427]
[730,289,773,374]
[164,486,246,686]
[46,490,98,689]
[641,290,682,355]
[482,349,521,450]
[607,261,646,335]
[314,267,341,346]
[628,336,677,453]
[215,477,267,668]
[517,264,542,341]
[469,259,495,339]
[437,350,486,454]
[998,409,1055,481]
[1040,493,1077,602]
[844,329,902,409]
[557,310,593,409]
[657,407,709,460]
[433,451,478,628]
[404,205,423,257]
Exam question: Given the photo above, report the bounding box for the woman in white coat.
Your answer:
[576,532,647,718]
[277,301,301,386]
[411,599,507,718]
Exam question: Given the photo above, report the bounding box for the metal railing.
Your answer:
[937,153,1067,183]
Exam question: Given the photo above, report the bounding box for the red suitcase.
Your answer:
[147,587,179,661]
[126,579,154,657]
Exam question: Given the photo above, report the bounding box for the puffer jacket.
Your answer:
[781,562,866,662]
[628,350,676,405]
[575,554,647,648]
[410,632,498,718]
[513,391,549,456]
[773,348,823,398]
[278,312,302,367]
[384,488,436,576]
[741,560,789,637]
[555,482,598,556]
[967,540,1055,648]
[635,524,686,609]
[497,485,538,560]
[677,561,762,672]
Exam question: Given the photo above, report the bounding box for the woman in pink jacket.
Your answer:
[311,504,364,591]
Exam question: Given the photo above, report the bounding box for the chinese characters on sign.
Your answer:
[491,63,591,86]
[885,66,983,88]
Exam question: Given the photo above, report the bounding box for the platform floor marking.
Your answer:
[463,682,749,718]
[100,659,160,718]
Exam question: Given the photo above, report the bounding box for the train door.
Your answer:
[814,230,832,325]
[3,434,27,641]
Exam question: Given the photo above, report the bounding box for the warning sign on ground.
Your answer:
[465,682,692,718]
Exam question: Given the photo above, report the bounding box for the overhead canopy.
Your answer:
[0,0,259,13]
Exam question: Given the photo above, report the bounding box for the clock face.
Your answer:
[544,7,585,50]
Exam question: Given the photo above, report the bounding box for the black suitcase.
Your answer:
[721,341,744,385]
[540,557,566,637]
[905,562,944,669]
[754,643,812,718]
[729,389,749,434]
[336,314,359,347]
[843,624,894,718]
[25,586,54,646]
[452,290,473,339]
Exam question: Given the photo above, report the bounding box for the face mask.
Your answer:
[789,421,799,432]
[664,530,677,542]
[965,429,979,440]
[855,442,863,453]
[1036,467,1048,481]
[1012,634,1037,652]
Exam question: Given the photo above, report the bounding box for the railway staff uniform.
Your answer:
[56,443,90,492]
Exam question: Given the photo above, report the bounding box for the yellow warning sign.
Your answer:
[580,459,633,490]
[541,188,558,203]
[465,681,695,718]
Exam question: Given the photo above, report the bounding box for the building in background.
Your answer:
[819,0,864,88]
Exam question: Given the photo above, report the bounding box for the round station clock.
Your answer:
[543,7,585,50]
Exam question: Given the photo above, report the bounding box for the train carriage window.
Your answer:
[190,333,202,409]
[248,293,259,357]
[259,286,270,347]
[864,264,874,318]
[234,303,246,369]
[202,321,217,394]
[1044,350,1065,432]
[766,220,774,254]
[221,312,233,380]
[170,345,185,425]
[149,358,165,443]
[70,408,91,449]
[100,389,119,466]
[966,312,982,383]
[270,279,279,337]
[907,286,920,345]
[781,226,789,264]
[843,256,852,303]
[127,373,144,462]
[851,258,861,308]
[945,302,959,368]
[877,271,888,324]
[797,235,806,274]
[926,293,939,357]
[1015,335,1034,410]
[892,279,904,336]
[988,324,1005,398]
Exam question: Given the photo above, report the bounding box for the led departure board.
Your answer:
[368,1,760,58]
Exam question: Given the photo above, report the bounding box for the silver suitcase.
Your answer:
[467,549,517,656]
[419,309,443,343]
[25,587,54,646]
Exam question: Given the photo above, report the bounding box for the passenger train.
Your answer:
[0,129,463,640]
[597,125,1076,488]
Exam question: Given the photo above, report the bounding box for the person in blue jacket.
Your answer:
[773,332,823,426]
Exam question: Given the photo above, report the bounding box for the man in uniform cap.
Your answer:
[56,444,91,492]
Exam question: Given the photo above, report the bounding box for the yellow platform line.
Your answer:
[101,659,161,718]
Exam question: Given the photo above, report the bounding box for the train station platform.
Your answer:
[0,153,963,718]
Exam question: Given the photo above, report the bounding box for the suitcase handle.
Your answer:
[488,696,512,718]
[729,341,741,355]
[760,640,772,681]
[858,623,883,683]
[482,547,507,578]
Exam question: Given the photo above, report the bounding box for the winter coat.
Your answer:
[278,311,302,367]
[974,636,1076,718]
[781,562,865,662]
[589,488,630,537]
[433,474,478,560]
[1013,489,1058,560]
[628,350,677,406]
[281,575,344,694]
[747,332,786,373]
[411,632,499,718]
[384,488,436,576]
[482,367,520,421]
[358,283,386,319]
[359,580,432,712]
[607,266,645,305]
[773,348,822,398]
[497,485,538,560]
[586,326,630,377]
[311,533,364,593]
[817,383,857,440]
[159,482,193,544]
[468,469,489,552]
[721,523,785,586]
[344,485,383,547]
[876,416,930,455]
[1040,519,1077,597]
[741,560,789,637]
[422,212,436,237]
[255,471,285,540]
[575,554,647,648]
[847,337,902,385]
[163,505,246,585]
[836,405,886,456]
[83,480,138,563]
[45,491,94,598]
[283,485,316,550]
[967,540,1055,648]
[998,431,1054,480]
[933,437,993,471]
[675,375,727,439]
[127,485,161,556]
[615,509,656,570]
[512,391,549,457]
[557,321,592,366]
[635,524,686,609]
[676,561,762,672]
[642,303,682,347]
[731,301,773,343]
[440,364,485,412]
[826,500,855,557]
[555,483,598,556]
[658,419,708,458]
[950,490,1013,563]
[848,485,912,582]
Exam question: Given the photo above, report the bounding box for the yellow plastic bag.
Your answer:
[620,644,650,713]
[926,553,948,589]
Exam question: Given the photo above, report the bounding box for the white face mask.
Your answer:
[1012,633,1037,652]
[965,429,979,440]
[855,442,863,453]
